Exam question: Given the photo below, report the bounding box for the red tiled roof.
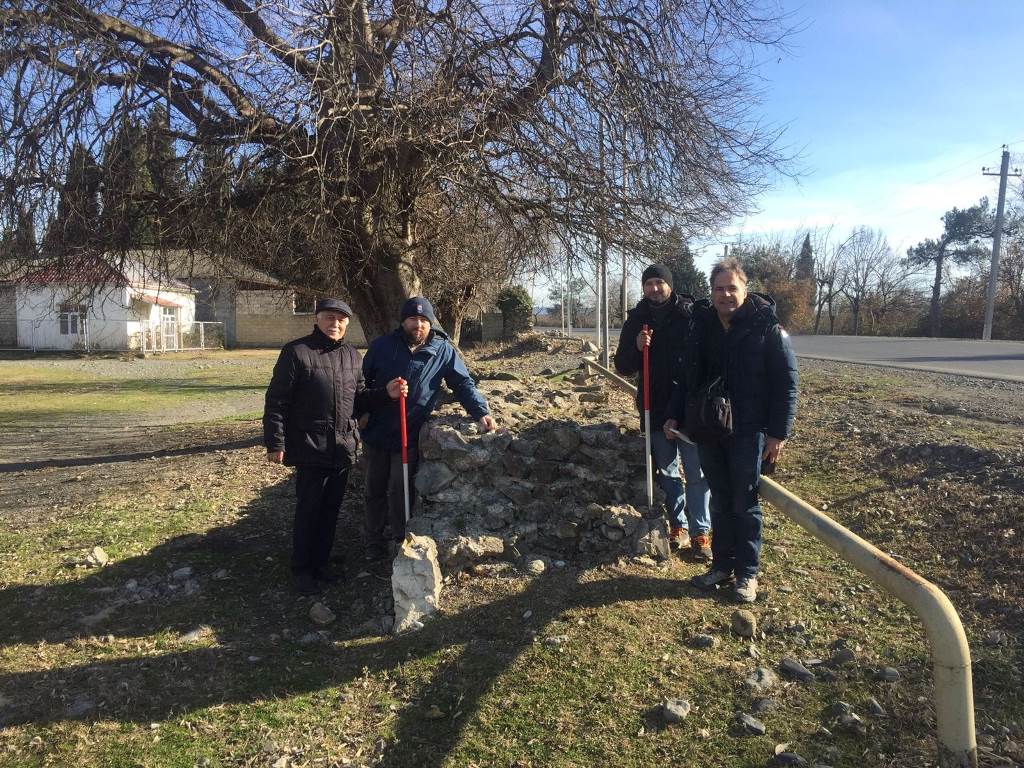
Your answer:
[19,254,194,293]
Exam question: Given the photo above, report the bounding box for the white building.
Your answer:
[15,255,197,351]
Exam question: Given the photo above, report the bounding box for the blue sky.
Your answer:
[532,1,1024,306]
[699,0,1024,268]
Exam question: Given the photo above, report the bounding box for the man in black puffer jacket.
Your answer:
[615,264,711,560]
[264,298,405,594]
[665,258,798,603]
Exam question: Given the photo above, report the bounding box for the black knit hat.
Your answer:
[641,264,673,288]
[400,296,438,326]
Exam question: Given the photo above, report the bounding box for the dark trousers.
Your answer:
[698,432,765,580]
[364,443,419,548]
[292,465,350,575]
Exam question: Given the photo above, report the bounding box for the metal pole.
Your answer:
[982,147,1020,340]
[603,252,610,367]
[399,379,410,525]
[641,324,653,510]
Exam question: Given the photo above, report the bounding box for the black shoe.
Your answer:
[292,571,322,595]
[315,565,343,584]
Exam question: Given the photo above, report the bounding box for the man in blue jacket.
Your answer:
[361,297,496,560]
[665,258,798,603]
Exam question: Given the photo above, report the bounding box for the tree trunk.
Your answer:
[851,298,860,335]
[929,250,944,337]
[344,246,421,343]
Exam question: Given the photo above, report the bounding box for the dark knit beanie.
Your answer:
[641,264,673,288]
[400,296,438,326]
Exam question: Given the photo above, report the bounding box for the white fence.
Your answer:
[138,321,224,353]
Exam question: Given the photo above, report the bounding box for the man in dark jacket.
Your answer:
[361,297,496,560]
[614,264,711,560]
[665,258,798,602]
[264,298,405,594]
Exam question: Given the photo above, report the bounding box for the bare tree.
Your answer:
[809,226,845,334]
[837,226,890,336]
[2,0,791,337]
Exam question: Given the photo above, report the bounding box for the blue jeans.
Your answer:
[698,433,765,579]
[649,429,711,534]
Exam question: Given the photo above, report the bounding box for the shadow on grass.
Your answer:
[0,470,707,767]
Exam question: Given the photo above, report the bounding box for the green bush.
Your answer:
[496,285,533,337]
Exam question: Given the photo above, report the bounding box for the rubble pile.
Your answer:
[405,368,671,570]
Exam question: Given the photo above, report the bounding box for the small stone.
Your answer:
[775,753,807,767]
[309,602,336,625]
[298,631,324,645]
[522,610,533,619]
[829,647,856,666]
[124,579,138,591]
[736,712,766,736]
[866,697,887,717]
[65,697,96,717]
[745,667,779,693]
[689,633,718,649]
[876,666,901,682]
[171,566,194,581]
[984,630,1007,646]
[525,558,546,576]
[543,635,569,647]
[212,569,229,580]
[779,656,814,682]
[425,705,445,720]
[752,697,776,715]
[838,712,866,735]
[731,609,757,638]
[662,697,691,724]
[181,626,209,643]
[87,546,110,567]
[380,615,395,634]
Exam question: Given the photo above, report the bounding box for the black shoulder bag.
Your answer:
[684,375,733,444]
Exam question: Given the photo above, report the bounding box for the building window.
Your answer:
[293,293,316,314]
[59,303,87,335]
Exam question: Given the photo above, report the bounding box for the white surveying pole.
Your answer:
[982,146,1022,340]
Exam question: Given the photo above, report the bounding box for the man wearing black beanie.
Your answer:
[614,265,712,560]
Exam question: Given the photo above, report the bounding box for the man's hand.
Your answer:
[763,437,786,463]
[387,377,409,399]
[267,450,284,464]
[479,415,497,433]
[635,327,653,352]
[663,418,679,440]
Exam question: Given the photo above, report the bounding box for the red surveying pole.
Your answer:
[642,324,654,510]
[399,378,410,524]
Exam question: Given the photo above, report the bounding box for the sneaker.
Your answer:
[690,568,733,589]
[292,571,322,596]
[669,527,691,550]
[691,534,713,562]
[734,577,758,603]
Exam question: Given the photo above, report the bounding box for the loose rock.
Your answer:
[736,712,766,736]
[866,697,887,717]
[732,609,757,638]
[876,666,901,682]
[392,535,443,633]
[309,602,336,626]
[689,633,718,649]
[745,667,779,693]
[661,697,691,724]
[779,656,814,682]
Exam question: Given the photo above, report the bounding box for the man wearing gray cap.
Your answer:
[264,298,406,594]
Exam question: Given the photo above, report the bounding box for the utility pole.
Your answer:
[597,115,609,365]
[982,146,1022,340]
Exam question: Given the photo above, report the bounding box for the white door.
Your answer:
[161,306,178,350]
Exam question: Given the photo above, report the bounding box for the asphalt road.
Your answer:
[563,328,1024,382]
[790,335,1024,382]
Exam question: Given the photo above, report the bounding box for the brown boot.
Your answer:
[691,533,712,562]
[670,527,691,551]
